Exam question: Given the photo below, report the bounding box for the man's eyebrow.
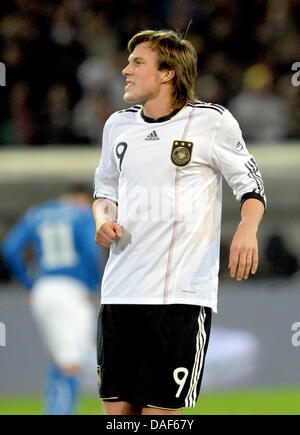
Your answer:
[128,55,145,62]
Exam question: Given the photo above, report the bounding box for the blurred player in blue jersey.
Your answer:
[2,185,104,415]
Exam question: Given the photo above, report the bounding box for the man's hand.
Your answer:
[229,221,258,281]
[95,221,123,248]
[229,198,264,281]
[93,198,121,248]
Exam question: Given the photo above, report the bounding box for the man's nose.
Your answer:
[122,64,132,76]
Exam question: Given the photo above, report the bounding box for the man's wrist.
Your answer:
[238,219,259,233]
[96,219,110,231]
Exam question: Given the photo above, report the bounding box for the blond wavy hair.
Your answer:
[127,30,197,108]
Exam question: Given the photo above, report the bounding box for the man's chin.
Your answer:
[123,93,139,104]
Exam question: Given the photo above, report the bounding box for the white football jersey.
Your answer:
[94,101,266,312]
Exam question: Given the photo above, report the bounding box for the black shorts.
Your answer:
[97,304,212,410]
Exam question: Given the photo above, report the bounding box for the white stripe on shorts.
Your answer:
[184,306,207,407]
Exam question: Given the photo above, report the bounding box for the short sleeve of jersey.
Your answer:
[94,116,119,203]
[211,109,266,204]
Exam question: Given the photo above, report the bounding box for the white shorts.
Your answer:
[30,276,95,369]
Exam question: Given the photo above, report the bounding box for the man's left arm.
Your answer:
[210,109,266,281]
[229,198,264,281]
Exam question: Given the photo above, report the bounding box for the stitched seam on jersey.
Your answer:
[163,108,194,304]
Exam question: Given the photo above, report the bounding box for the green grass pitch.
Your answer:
[0,388,300,415]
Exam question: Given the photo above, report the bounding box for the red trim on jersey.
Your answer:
[163,108,195,304]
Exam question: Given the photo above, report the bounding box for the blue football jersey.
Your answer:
[2,200,103,292]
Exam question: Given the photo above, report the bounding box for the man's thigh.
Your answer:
[97,304,212,409]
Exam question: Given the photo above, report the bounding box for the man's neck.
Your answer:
[141,105,184,123]
[142,94,175,121]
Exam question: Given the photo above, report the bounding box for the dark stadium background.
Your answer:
[0,0,300,412]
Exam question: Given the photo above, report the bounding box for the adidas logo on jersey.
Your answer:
[145,130,159,141]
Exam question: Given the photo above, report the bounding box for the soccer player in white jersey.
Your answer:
[93,30,266,415]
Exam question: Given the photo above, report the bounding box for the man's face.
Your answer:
[122,42,165,104]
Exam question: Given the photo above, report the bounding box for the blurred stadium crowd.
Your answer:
[0,0,300,146]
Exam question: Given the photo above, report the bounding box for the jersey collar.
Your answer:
[141,105,184,123]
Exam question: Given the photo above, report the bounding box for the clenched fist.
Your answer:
[95,221,123,248]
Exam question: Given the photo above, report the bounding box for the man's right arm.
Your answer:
[1,216,33,290]
[93,198,123,248]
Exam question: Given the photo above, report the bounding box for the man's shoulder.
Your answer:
[188,100,227,117]
[189,101,241,132]
[117,104,142,115]
[106,105,142,125]
[25,200,57,218]
[16,201,57,230]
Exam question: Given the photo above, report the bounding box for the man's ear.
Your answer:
[161,69,175,83]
